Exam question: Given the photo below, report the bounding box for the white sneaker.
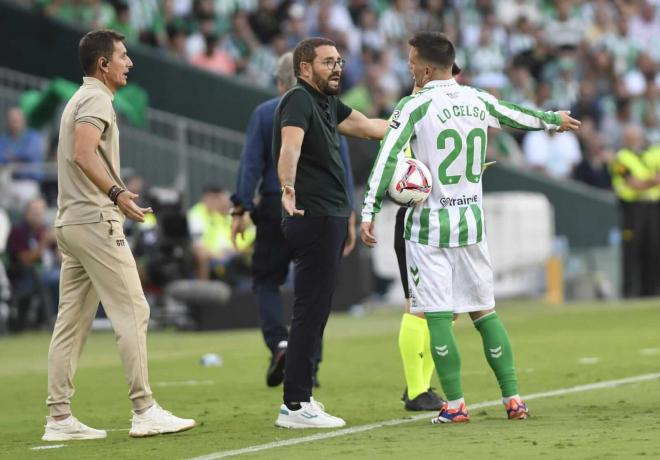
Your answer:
[129,402,196,438]
[41,415,107,441]
[275,398,346,429]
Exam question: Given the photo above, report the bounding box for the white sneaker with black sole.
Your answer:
[275,397,346,429]
[42,415,107,441]
[129,402,196,437]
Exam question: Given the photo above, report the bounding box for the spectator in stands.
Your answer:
[571,80,603,126]
[523,120,582,179]
[6,196,60,330]
[544,0,584,50]
[627,0,658,57]
[245,33,288,87]
[248,0,283,45]
[185,14,217,58]
[573,130,613,190]
[469,25,507,85]
[223,9,260,75]
[496,0,541,28]
[25,0,660,194]
[166,24,188,59]
[190,32,236,76]
[108,2,139,43]
[0,107,45,181]
[601,97,636,151]
[188,185,254,283]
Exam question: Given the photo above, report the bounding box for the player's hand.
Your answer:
[343,211,357,256]
[556,111,581,132]
[230,214,247,251]
[360,221,377,248]
[282,186,304,217]
[116,190,152,223]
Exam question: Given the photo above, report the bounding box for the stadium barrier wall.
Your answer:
[483,162,618,249]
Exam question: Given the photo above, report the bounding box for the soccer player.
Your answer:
[273,37,387,428]
[361,32,580,423]
[230,52,357,388]
[42,29,195,441]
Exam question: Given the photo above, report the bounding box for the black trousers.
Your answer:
[620,200,660,298]
[251,195,291,352]
[281,216,347,403]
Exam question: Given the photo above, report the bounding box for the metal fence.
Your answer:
[0,67,245,206]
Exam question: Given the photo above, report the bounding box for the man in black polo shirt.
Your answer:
[273,37,388,428]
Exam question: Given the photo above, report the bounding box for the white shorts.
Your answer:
[406,240,495,314]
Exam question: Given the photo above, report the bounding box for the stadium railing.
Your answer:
[0,67,244,205]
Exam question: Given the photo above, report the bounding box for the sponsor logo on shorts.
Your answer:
[116,239,126,247]
[409,265,420,286]
[439,194,479,208]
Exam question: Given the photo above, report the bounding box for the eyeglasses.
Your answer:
[318,58,346,71]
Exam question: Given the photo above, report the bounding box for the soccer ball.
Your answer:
[387,158,432,207]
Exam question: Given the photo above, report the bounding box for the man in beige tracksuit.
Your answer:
[42,29,195,441]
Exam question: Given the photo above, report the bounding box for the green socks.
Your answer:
[474,312,519,398]
[398,313,430,399]
[421,321,435,388]
[426,312,463,401]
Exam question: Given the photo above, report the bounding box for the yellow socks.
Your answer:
[399,313,430,399]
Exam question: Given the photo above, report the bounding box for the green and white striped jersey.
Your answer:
[362,78,562,248]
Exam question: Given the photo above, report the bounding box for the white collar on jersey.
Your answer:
[423,79,458,88]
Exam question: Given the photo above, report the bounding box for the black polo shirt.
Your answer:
[273,78,353,217]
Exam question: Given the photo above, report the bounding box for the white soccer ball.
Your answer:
[387,158,433,207]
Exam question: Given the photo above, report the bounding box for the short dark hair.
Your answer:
[79,29,125,76]
[293,37,336,77]
[408,32,457,71]
[202,184,224,195]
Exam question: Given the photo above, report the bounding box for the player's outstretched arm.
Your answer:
[478,91,581,132]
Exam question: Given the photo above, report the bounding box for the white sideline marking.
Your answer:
[30,445,65,451]
[154,380,215,387]
[640,348,659,356]
[577,357,601,365]
[188,372,660,460]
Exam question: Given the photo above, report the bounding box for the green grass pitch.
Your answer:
[1,299,659,459]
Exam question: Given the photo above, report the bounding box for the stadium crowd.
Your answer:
[15,0,660,188]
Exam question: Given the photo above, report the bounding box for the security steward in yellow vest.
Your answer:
[187,186,255,282]
[610,126,660,298]
[641,143,660,294]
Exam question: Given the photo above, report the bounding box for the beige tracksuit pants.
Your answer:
[47,220,153,416]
